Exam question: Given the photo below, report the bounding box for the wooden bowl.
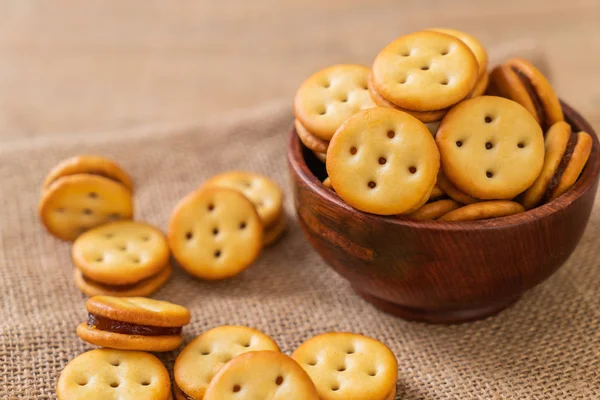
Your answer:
[287,102,600,323]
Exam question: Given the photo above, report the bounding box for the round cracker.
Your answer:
[74,265,172,298]
[39,174,134,241]
[327,107,439,215]
[43,155,134,193]
[57,349,171,400]
[204,351,319,400]
[72,221,169,285]
[203,171,283,229]
[520,121,571,209]
[436,96,544,199]
[372,31,478,111]
[294,64,375,141]
[175,325,281,399]
[292,332,398,400]
[168,187,263,280]
[85,296,190,327]
[551,131,593,201]
[76,322,184,352]
[429,28,488,78]
[438,201,525,222]
[295,119,329,154]
[409,199,461,220]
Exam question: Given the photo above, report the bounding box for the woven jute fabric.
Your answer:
[0,100,599,399]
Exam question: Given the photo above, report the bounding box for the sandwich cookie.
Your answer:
[204,351,320,400]
[39,174,134,241]
[292,332,398,400]
[327,107,440,215]
[72,221,171,297]
[371,31,478,112]
[489,58,563,130]
[409,199,461,220]
[43,155,134,193]
[294,64,375,141]
[77,296,190,352]
[174,325,281,400]
[436,96,544,199]
[520,121,592,209]
[57,348,172,400]
[438,201,525,222]
[263,213,288,247]
[169,187,263,280]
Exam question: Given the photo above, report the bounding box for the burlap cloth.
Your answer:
[1,99,599,399]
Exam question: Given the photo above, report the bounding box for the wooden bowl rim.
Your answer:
[288,101,600,231]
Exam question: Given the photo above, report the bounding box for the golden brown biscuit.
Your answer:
[409,199,461,220]
[429,183,445,200]
[372,31,478,111]
[294,64,375,140]
[57,349,171,400]
[74,265,172,298]
[490,58,563,130]
[204,351,320,400]
[168,187,263,280]
[72,221,169,286]
[43,155,134,193]
[77,296,190,352]
[39,174,134,241]
[292,332,398,400]
[174,326,281,400]
[295,119,329,154]
[203,171,283,229]
[438,201,525,222]
[436,172,478,205]
[327,107,440,215]
[436,96,544,199]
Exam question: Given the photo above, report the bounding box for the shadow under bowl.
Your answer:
[287,101,600,323]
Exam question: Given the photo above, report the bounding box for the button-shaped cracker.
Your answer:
[372,31,478,111]
[174,325,281,400]
[72,221,170,286]
[204,351,319,400]
[74,265,173,298]
[438,201,525,222]
[203,171,283,230]
[327,107,440,215]
[77,296,191,352]
[57,348,171,400]
[43,155,134,193]
[168,187,263,280]
[39,174,134,241]
[294,64,375,141]
[292,332,398,400]
[436,96,544,199]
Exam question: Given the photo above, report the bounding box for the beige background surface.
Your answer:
[0,0,599,142]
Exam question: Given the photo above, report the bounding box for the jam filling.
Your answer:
[541,131,579,203]
[87,314,182,336]
[82,272,160,291]
[512,67,548,129]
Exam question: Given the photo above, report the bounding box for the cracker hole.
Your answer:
[350,147,357,155]
[378,157,387,165]
[340,95,348,103]
[243,180,252,188]
[347,347,355,355]
[319,108,327,115]
[456,140,463,147]
[88,192,98,199]
[440,78,449,86]
[399,77,407,84]
[518,142,526,148]
[95,256,103,262]
[141,236,150,242]
[332,384,340,391]
[131,257,140,263]
[212,227,219,236]
[118,245,127,251]
[208,203,215,212]
[361,83,368,90]
[110,360,120,366]
[76,379,88,386]
[243,342,251,348]
[441,49,449,56]
[485,116,493,123]
[214,249,222,258]
[401,50,411,57]
[421,65,430,71]
[338,365,346,372]
[185,232,193,240]
[107,213,121,220]
[308,360,317,366]
[239,221,247,230]
[368,370,377,376]
[387,130,395,139]
[485,142,493,150]
[105,233,114,239]
[323,81,330,88]
[367,181,376,189]
[486,171,494,178]
[110,382,119,388]
[56,208,66,213]
[201,351,211,355]
[141,380,151,386]
[233,384,241,392]
[82,208,93,215]
[409,166,417,174]
[275,376,284,385]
